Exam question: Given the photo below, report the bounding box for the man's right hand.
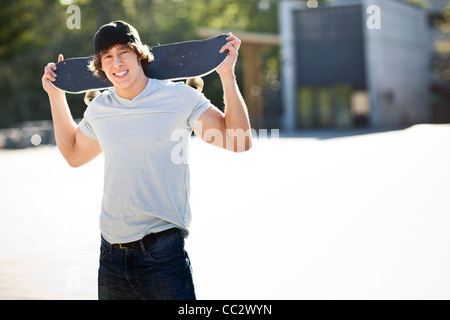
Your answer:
[42,54,65,97]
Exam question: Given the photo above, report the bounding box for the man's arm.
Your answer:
[194,33,252,152]
[42,54,102,167]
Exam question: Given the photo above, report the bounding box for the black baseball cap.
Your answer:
[93,20,142,54]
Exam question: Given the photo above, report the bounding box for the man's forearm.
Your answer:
[48,92,78,162]
[221,75,252,152]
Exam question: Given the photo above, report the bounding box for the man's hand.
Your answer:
[42,54,65,97]
[217,33,241,79]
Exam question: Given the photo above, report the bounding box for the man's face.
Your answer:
[100,44,142,90]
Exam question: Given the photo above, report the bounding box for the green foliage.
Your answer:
[433,1,450,83]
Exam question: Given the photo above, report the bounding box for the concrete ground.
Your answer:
[1,124,450,299]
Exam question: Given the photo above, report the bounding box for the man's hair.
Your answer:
[88,42,154,80]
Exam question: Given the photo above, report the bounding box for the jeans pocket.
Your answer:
[149,232,184,260]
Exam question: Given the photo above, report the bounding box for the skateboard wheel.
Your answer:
[186,77,204,92]
[84,90,101,105]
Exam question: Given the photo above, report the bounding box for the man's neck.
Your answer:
[115,72,149,100]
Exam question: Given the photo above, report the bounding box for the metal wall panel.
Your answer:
[294,5,366,88]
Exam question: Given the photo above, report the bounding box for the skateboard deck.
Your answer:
[53,34,228,93]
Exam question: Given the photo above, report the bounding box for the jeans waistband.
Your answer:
[102,228,180,251]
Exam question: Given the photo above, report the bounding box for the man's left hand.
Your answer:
[217,33,241,78]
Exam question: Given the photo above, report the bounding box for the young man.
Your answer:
[42,21,251,300]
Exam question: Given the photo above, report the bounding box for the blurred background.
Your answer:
[1,0,450,145]
[1,0,450,300]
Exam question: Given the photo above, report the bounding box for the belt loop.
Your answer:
[139,238,148,256]
[102,235,113,254]
[178,228,186,239]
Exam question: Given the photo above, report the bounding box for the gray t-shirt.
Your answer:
[79,78,211,244]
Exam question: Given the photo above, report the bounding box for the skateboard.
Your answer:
[53,34,228,94]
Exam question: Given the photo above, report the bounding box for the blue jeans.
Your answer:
[98,229,196,300]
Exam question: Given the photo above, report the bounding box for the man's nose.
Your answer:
[113,54,123,67]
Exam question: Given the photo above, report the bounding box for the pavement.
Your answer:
[1,124,450,299]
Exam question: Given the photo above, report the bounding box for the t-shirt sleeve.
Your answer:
[187,91,212,129]
[78,117,98,140]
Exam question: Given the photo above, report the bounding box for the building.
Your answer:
[279,0,444,131]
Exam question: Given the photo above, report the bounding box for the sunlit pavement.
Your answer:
[1,124,450,299]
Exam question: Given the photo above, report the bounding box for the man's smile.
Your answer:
[113,70,129,78]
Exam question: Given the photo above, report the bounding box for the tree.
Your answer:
[433,1,450,83]
[0,0,68,127]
